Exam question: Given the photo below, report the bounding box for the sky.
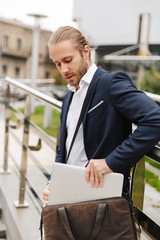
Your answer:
[0,0,76,31]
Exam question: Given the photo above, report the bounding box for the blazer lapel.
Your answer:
[62,91,73,124]
[60,91,73,162]
[83,66,107,124]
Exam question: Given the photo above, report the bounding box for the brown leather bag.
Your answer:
[40,197,137,240]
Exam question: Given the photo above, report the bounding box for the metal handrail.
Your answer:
[8,104,57,150]
[4,77,62,111]
[145,91,160,103]
[4,77,160,106]
[146,145,160,164]
[1,77,62,208]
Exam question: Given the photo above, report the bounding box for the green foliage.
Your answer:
[145,156,160,170]
[145,156,160,192]
[10,106,60,137]
[145,169,160,192]
[30,106,60,137]
[140,65,160,95]
[53,70,67,86]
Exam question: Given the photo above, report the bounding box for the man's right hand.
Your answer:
[43,182,50,207]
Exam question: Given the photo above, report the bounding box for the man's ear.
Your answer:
[83,45,90,58]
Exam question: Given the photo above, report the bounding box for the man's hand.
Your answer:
[43,182,50,207]
[85,159,112,188]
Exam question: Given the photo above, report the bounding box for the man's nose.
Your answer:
[61,64,69,74]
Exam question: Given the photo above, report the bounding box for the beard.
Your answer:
[76,57,89,82]
[64,57,89,89]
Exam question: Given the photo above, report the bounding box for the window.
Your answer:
[15,67,20,78]
[2,35,8,49]
[2,65,7,76]
[17,38,22,50]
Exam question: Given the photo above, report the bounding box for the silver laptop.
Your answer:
[48,162,124,205]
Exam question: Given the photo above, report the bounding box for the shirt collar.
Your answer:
[67,64,97,92]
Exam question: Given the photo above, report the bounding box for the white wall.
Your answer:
[73,0,160,46]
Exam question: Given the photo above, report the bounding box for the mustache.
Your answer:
[64,72,74,77]
[63,73,75,79]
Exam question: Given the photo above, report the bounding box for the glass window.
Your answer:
[2,35,8,49]
[2,65,7,76]
[45,71,50,79]
[17,38,22,50]
[15,67,20,78]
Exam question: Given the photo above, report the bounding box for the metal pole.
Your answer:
[28,14,47,113]
[14,94,31,208]
[137,13,151,89]
[31,17,40,113]
[90,47,97,64]
[137,13,150,56]
[0,84,11,174]
[31,18,40,89]
[132,157,145,210]
[43,104,52,129]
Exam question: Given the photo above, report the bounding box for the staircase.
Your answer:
[0,204,7,240]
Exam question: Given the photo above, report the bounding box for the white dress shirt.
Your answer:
[66,64,97,167]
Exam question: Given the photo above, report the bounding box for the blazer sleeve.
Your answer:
[105,71,160,172]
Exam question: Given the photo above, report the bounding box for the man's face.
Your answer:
[50,40,91,90]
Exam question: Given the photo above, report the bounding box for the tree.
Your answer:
[140,65,160,95]
[53,70,67,86]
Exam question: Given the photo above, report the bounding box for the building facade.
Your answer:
[0,17,55,80]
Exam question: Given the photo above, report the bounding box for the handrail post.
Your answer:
[0,84,11,174]
[14,94,31,208]
[132,157,145,210]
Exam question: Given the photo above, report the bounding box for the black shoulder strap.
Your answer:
[66,72,106,163]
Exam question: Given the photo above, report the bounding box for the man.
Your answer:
[43,26,160,205]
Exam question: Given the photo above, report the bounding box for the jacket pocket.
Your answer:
[88,100,104,114]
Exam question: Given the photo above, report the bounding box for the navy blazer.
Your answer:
[56,66,160,174]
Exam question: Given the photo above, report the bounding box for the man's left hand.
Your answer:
[85,159,112,188]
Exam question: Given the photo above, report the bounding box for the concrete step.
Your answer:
[0,204,7,240]
[0,220,6,239]
[0,203,2,219]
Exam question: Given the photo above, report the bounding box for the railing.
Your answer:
[1,77,62,208]
[134,149,160,239]
[0,77,160,239]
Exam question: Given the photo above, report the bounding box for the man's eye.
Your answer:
[65,59,71,63]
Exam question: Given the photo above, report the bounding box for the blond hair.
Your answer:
[48,26,90,57]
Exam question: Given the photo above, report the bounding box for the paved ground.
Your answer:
[144,164,160,226]
[144,183,160,224]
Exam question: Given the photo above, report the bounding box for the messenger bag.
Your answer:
[40,196,137,240]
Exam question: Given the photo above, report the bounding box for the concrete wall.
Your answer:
[73,0,160,46]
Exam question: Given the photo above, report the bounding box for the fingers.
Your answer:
[85,163,91,183]
[94,167,99,188]
[86,161,99,187]
[94,167,105,188]
[85,159,112,188]
[86,160,104,188]
[90,161,95,187]
[43,202,48,208]
[98,171,104,187]
[43,182,50,207]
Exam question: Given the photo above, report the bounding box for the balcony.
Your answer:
[0,47,30,60]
